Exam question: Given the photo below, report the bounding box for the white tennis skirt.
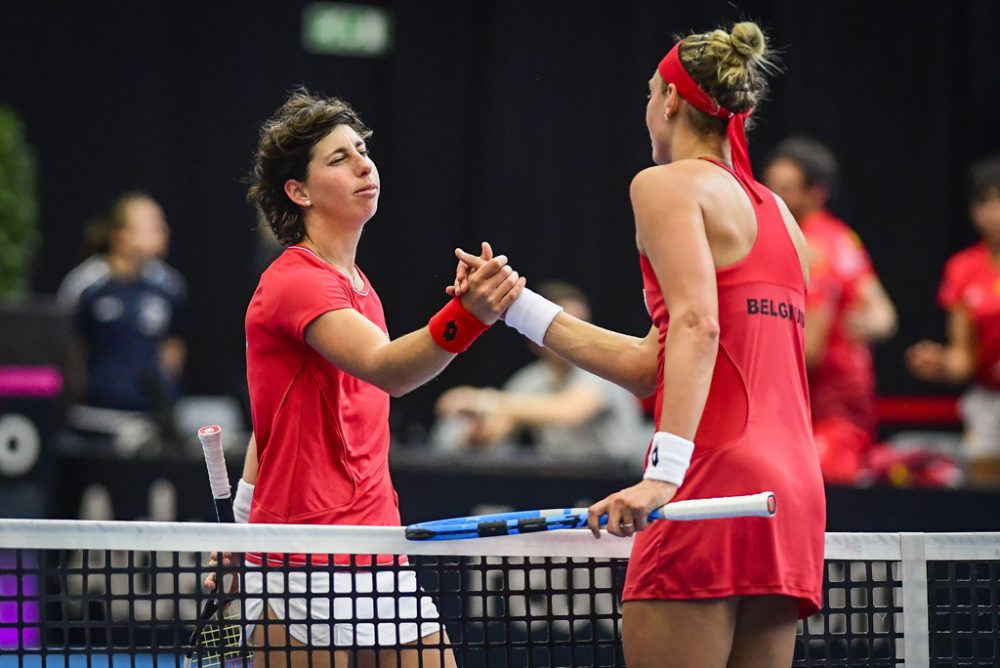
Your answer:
[242,565,442,648]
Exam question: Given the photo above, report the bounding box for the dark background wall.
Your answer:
[3,1,999,437]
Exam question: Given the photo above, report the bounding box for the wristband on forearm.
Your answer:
[643,431,695,487]
[233,478,254,524]
[504,288,563,346]
[428,297,489,353]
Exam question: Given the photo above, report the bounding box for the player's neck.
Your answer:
[671,131,725,165]
[107,252,143,279]
[299,233,362,287]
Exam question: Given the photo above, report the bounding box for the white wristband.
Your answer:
[504,288,563,346]
[643,431,695,487]
[233,478,254,524]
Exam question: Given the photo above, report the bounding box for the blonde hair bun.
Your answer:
[676,21,775,115]
[729,22,766,62]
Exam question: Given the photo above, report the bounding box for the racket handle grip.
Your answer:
[649,491,776,521]
[198,425,231,501]
[214,495,236,525]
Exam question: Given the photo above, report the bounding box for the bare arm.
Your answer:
[438,381,609,429]
[906,306,976,384]
[492,384,607,427]
[845,276,897,343]
[542,318,660,397]
[586,166,720,539]
[633,167,719,440]
[241,433,258,484]
[306,254,523,397]
[306,313,459,397]
[450,252,659,396]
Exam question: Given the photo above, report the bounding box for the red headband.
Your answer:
[657,43,761,202]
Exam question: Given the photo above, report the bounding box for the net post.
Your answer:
[900,532,929,668]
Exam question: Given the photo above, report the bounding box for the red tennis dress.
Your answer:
[624,159,826,618]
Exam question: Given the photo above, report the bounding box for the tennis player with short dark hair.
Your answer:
[457,21,824,668]
[238,88,523,668]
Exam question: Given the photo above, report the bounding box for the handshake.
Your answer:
[443,241,562,347]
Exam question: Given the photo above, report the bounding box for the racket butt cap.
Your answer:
[405,527,433,541]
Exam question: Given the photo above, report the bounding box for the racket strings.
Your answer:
[191,608,244,667]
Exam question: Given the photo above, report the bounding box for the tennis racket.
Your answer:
[186,425,243,667]
[405,491,776,541]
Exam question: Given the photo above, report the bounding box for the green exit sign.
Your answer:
[302,2,394,57]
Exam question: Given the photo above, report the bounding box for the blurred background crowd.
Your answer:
[2,1,1000,525]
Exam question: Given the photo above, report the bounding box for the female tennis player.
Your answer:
[907,156,1000,486]
[235,88,523,668]
[456,21,824,668]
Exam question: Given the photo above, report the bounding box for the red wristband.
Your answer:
[428,297,489,353]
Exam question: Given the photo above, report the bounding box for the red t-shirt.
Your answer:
[802,210,878,433]
[938,242,1000,389]
[245,245,399,565]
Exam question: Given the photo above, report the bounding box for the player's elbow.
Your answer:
[384,380,416,398]
[382,374,433,398]
[636,374,659,399]
[880,304,899,340]
[674,310,720,349]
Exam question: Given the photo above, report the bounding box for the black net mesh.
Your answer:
[928,561,1000,667]
[0,542,998,667]
[795,559,902,667]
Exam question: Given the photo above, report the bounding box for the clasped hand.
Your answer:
[449,242,526,324]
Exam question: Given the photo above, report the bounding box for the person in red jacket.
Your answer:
[907,157,1000,487]
[764,138,897,484]
[455,21,824,668]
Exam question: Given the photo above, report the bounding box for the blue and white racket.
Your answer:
[405,491,776,541]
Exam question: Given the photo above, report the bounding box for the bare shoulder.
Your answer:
[630,161,709,195]
[631,164,704,219]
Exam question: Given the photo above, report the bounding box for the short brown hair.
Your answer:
[969,156,1000,204]
[667,22,776,136]
[248,88,372,245]
[764,137,839,190]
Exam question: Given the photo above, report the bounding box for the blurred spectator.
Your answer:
[58,192,188,449]
[764,138,897,484]
[432,281,643,463]
[906,157,1000,487]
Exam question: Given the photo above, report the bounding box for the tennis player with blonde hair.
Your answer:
[457,21,824,668]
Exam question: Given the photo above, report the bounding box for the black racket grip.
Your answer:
[214,496,235,525]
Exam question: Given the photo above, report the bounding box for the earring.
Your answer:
[664,111,671,122]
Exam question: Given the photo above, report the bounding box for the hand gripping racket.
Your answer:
[186,425,242,667]
[405,491,776,541]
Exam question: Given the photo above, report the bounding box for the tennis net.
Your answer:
[0,521,997,667]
